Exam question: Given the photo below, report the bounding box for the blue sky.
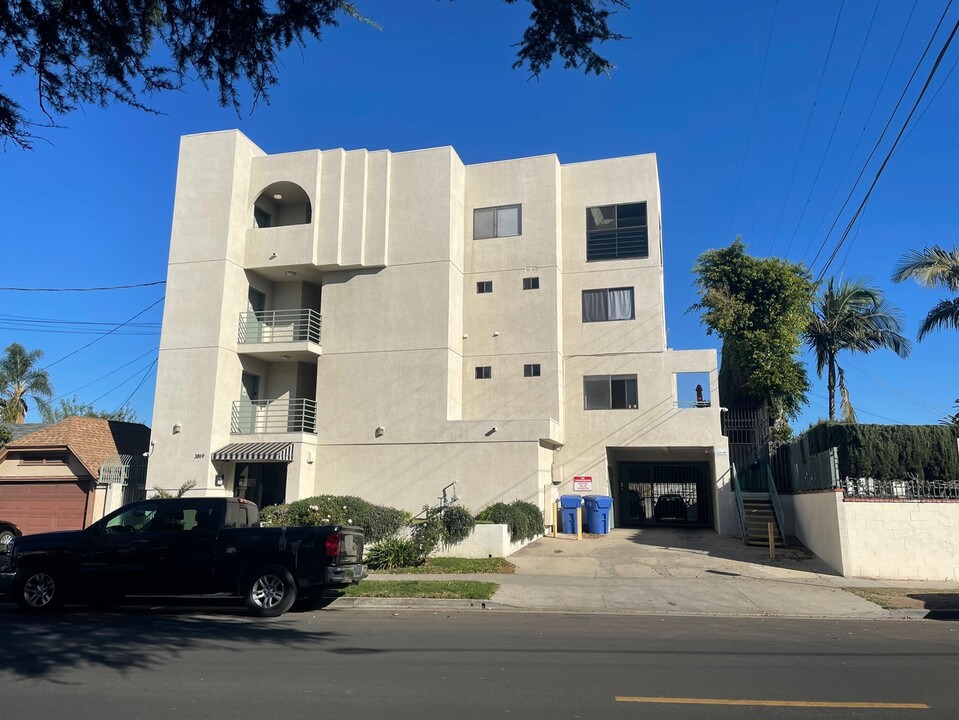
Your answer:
[1,0,957,431]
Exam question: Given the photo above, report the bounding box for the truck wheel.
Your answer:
[244,565,297,617]
[14,567,65,613]
[0,530,15,547]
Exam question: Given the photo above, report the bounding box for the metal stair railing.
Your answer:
[765,463,788,547]
[731,463,749,545]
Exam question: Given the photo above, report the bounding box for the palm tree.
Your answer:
[804,278,911,421]
[891,245,959,340]
[0,343,54,423]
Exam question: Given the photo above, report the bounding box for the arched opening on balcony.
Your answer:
[253,181,312,228]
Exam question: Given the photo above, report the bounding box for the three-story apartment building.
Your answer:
[148,130,734,533]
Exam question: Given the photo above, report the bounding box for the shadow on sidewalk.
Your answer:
[615,526,843,576]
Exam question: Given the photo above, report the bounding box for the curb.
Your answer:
[328,597,918,620]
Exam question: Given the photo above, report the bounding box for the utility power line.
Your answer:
[41,296,165,371]
[815,10,959,279]
[725,0,779,243]
[799,0,920,264]
[808,0,955,273]
[782,0,881,257]
[114,359,159,413]
[90,357,159,405]
[52,349,158,401]
[0,281,166,292]
[767,0,846,255]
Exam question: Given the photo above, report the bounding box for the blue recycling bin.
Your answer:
[584,495,613,534]
[559,495,584,534]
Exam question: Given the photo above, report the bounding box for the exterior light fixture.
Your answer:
[279,354,292,360]
[273,193,283,200]
[172,423,182,434]
[375,426,385,438]
[285,271,297,277]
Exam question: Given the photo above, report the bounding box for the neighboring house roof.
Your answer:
[0,417,151,478]
[4,423,53,442]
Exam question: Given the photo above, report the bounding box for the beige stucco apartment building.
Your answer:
[148,130,734,533]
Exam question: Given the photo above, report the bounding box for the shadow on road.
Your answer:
[908,594,959,621]
[0,598,338,680]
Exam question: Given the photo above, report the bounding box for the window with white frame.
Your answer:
[475,366,492,379]
[523,276,539,290]
[474,204,522,239]
[477,281,493,294]
[524,364,541,377]
[582,287,635,322]
[583,375,638,410]
[586,202,648,260]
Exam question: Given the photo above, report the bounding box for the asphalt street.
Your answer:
[1,602,956,719]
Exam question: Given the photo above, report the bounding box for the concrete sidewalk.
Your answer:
[363,528,959,619]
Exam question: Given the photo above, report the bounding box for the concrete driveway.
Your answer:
[490,527,888,617]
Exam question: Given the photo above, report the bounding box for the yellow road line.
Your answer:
[615,696,929,709]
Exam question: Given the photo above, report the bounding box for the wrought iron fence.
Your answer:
[231,398,317,434]
[842,476,959,500]
[238,309,322,345]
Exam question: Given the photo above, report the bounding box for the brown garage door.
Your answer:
[0,481,89,536]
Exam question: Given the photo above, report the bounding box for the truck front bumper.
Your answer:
[325,563,368,586]
[0,570,14,600]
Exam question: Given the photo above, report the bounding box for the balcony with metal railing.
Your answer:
[231,398,317,434]
[237,309,322,361]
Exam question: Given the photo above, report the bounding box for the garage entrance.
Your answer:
[618,462,710,527]
[0,480,90,535]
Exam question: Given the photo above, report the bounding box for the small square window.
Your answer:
[477,281,493,294]
[475,366,492,379]
[524,364,541,377]
[523,277,540,290]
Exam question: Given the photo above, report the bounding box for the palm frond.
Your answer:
[892,245,959,292]
[917,297,959,340]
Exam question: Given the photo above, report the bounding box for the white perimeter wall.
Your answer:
[792,490,959,581]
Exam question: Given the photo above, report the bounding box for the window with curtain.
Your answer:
[582,287,635,322]
[583,375,638,410]
[473,204,522,239]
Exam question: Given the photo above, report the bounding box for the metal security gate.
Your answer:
[618,462,710,527]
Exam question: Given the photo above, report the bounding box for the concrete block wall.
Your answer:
[842,500,959,581]
[791,489,959,581]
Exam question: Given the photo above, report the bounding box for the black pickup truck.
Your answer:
[0,497,366,617]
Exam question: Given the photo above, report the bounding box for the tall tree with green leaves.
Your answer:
[1,0,628,149]
[690,238,816,422]
[40,395,139,424]
[804,278,911,422]
[0,343,54,423]
[891,245,959,340]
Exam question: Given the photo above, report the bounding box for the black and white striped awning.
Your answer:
[212,442,294,462]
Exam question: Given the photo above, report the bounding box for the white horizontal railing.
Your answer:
[238,309,321,345]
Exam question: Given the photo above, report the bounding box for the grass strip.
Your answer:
[371,557,515,575]
[845,587,959,610]
[343,580,498,600]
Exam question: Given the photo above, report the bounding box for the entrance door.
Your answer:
[618,462,710,527]
[238,372,260,433]
[234,463,288,508]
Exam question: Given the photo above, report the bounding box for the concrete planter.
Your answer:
[431,523,541,559]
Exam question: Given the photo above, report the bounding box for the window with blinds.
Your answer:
[474,204,522,239]
[586,202,648,260]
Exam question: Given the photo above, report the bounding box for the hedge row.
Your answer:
[475,500,544,542]
[260,495,408,543]
[803,422,959,480]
